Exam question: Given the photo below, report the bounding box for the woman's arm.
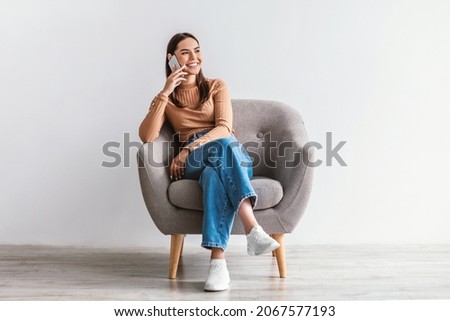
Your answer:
[183,79,233,152]
[139,66,188,142]
[138,93,169,142]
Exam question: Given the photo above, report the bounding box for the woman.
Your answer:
[139,32,279,292]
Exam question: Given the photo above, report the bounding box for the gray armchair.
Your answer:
[137,99,313,279]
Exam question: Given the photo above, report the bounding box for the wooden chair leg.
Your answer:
[169,234,184,279]
[179,235,184,258]
[270,235,276,256]
[272,234,287,278]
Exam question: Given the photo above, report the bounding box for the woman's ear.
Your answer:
[167,53,172,61]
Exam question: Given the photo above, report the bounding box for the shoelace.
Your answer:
[252,230,268,244]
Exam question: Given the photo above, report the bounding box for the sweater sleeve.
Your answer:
[138,93,169,142]
[184,79,233,151]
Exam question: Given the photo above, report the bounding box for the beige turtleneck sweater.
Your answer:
[139,78,233,152]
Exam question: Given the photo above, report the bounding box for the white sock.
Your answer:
[210,258,226,265]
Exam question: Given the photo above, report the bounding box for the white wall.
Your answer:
[1,0,449,247]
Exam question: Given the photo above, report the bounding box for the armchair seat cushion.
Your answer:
[168,176,283,211]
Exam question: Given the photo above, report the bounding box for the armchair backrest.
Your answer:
[157,99,309,178]
[231,99,308,177]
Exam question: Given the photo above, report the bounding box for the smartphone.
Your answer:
[168,55,181,72]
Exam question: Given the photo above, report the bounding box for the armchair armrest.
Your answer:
[137,123,179,232]
[258,115,314,233]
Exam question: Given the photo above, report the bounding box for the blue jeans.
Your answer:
[183,131,257,250]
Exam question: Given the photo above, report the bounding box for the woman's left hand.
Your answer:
[170,148,190,180]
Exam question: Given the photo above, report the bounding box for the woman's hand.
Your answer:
[170,148,190,180]
[160,66,188,96]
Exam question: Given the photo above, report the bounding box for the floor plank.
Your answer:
[0,244,449,300]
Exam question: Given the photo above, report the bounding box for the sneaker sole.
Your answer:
[204,283,230,292]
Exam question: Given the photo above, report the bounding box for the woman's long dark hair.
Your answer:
[166,32,210,108]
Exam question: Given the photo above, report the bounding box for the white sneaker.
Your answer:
[204,259,230,292]
[247,225,280,256]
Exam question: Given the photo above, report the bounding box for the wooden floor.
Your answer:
[0,244,449,301]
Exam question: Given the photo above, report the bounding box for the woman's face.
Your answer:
[171,37,202,75]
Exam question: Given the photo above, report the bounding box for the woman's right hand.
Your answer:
[160,66,188,96]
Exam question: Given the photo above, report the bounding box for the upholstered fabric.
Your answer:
[168,176,283,211]
[138,99,313,235]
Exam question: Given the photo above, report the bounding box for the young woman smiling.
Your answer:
[139,32,279,292]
